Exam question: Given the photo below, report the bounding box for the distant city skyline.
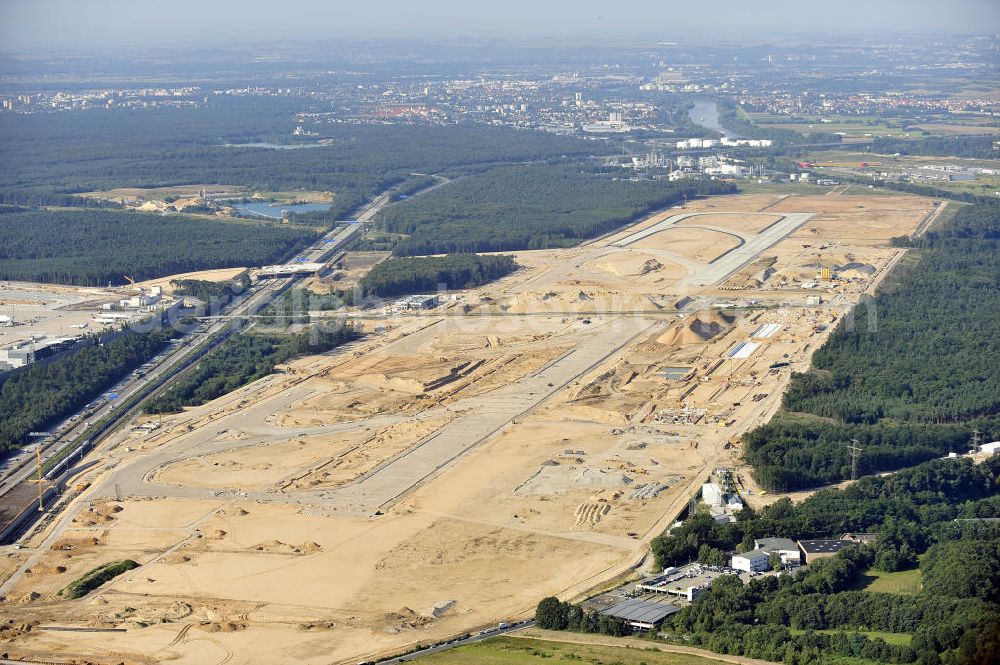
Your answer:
[1,0,998,52]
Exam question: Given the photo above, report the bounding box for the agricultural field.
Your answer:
[422,636,731,665]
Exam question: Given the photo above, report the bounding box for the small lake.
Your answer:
[233,201,333,219]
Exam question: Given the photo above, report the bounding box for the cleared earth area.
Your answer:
[1,190,933,664]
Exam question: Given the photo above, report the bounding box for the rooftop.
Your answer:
[755,537,799,552]
[735,550,770,562]
[600,598,680,624]
[798,539,858,554]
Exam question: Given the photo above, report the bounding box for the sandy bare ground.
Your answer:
[134,268,247,294]
[0,192,932,665]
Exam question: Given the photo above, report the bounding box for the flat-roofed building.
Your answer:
[732,550,771,572]
[797,539,858,564]
[599,598,680,632]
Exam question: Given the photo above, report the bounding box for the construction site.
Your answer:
[0,190,938,664]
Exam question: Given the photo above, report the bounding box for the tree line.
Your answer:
[540,456,1000,665]
[0,208,316,286]
[0,327,177,455]
[378,165,737,255]
[358,254,519,298]
[744,202,1000,491]
[145,323,359,414]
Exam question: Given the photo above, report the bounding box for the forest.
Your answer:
[743,202,1000,491]
[170,278,249,312]
[869,135,998,159]
[378,165,737,255]
[145,323,359,413]
[541,457,1000,665]
[0,108,599,207]
[0,208,315,285]
[358,254,519,298]
[0,328,177,455]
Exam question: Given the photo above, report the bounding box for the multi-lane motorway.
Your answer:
[0,190,390,542]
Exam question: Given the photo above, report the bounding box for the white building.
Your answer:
[392,294,439,312]
[981,441,1000,455]
[731,550,771,572]
[702,482,724,507]
[754,537,801,566]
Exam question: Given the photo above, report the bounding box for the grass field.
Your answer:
[421,637,729,665]
[855,567,923,595]
[790,629,912,648]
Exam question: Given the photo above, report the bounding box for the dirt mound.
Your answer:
[199,622,245,633]
[297,541,322,554]
[383,607,435,630]
[657,311,734,346]
[253,540,300,553]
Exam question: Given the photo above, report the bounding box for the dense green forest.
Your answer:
[743,202,1000,491]
[378,165,736,255]
[145,323,359,413]
[541,456,1000,665]
[170,278,248,311]
[0,328,177,455]
[868,135,998,159]
[358,254,519,298]
[0,109,600,209]
[0,208,315,285]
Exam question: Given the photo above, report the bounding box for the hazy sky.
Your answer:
[2,0,998,51]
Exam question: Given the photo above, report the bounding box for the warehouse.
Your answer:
[599,598,680,632]
[797,539,858,564]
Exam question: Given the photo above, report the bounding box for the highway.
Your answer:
[0,204,390,543]
[370,621,535,664]
[0,183,408,543]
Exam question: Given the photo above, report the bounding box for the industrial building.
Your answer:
[391,294,439,312]
[754,537,802,566]
[979,441,1000,455]
[797,539,858,564]
[0,335,82,372]
[731,550,771,572]
[599,598,680,632]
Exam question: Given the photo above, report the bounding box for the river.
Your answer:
[688,99,737,138]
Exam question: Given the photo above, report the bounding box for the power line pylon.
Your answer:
[847,439,864,482]
[27,445,46,511]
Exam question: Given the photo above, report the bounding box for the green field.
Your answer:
[745,113,911,137]
[855,567,923,595]
[421,637,728,665]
